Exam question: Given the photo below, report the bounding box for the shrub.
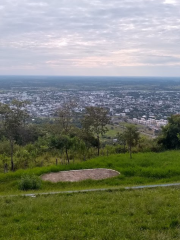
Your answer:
[18,174,42,191]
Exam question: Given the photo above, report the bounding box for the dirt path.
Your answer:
[41,168,120,183]
[1,182,180,198]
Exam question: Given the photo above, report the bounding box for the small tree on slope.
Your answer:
[123,124,140,159]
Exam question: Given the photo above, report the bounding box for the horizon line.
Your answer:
[0,75,180,78]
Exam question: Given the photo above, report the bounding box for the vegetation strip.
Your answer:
[1,182,180,198]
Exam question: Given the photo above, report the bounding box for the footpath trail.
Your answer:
[1,182,180,198]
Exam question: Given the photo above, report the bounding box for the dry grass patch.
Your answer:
[41,168,120,182]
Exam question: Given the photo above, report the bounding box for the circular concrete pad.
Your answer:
[41,168,120,182]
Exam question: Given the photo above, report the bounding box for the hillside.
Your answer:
[1,151,180,196]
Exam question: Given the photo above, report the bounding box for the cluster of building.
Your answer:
[132,117,168,128]
[1,88,179,129]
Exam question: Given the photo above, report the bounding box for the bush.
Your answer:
[18,174,42,191]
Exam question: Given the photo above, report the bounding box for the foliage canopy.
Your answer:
[158,114,180,149]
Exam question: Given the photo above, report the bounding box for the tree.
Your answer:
[123,124,140,159]
[15,124,43,146]
[158,114,180,149]
[0,100,29,171]
[49,101,79,164]
[82,106,110,156]
[55,101,77,135]
[79,130,99,149]
[49,135,76,164]
[117,132,126,153]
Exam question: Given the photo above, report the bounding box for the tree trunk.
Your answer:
[10,139,14,171]
[4,163,8,173]
[97,135,100,156]
[124,143,126,153]
[65,148,69,164]
[129,144,132,159]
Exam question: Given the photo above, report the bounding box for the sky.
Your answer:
[0,0,180,76]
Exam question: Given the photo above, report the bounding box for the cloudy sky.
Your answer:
[0,0,180,76]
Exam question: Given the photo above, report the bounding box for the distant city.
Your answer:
[1,76,180,130]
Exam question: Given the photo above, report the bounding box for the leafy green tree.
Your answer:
[50,135,76,164]
[82,106,110,156]
[79,130,99,149]
[55,101,77,135]
[158,114,180,149]
[117,132,126,153]
[0,100,29,171]
[15,124,44,146]
[123,124,140,159]
[50,102,79,163]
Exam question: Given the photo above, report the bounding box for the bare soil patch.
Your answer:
[41,169,120,183]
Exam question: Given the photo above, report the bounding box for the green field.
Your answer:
[1,187,180,239]
[105,122,154,139]
[1,151,180,196]
[1,151,180,239]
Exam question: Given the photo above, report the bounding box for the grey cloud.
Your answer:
[142,55,180,65]
[0,0,180,75]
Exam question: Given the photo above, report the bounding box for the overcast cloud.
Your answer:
[0,0,180,76]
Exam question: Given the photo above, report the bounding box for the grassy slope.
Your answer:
[1,151,180,195]
[1,187,180,239]
[105,122,154,139]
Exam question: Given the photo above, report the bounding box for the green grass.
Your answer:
[1,187,180,239]
[105,122,154,139]
[105,124,125,138]
[1,151,180,195]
